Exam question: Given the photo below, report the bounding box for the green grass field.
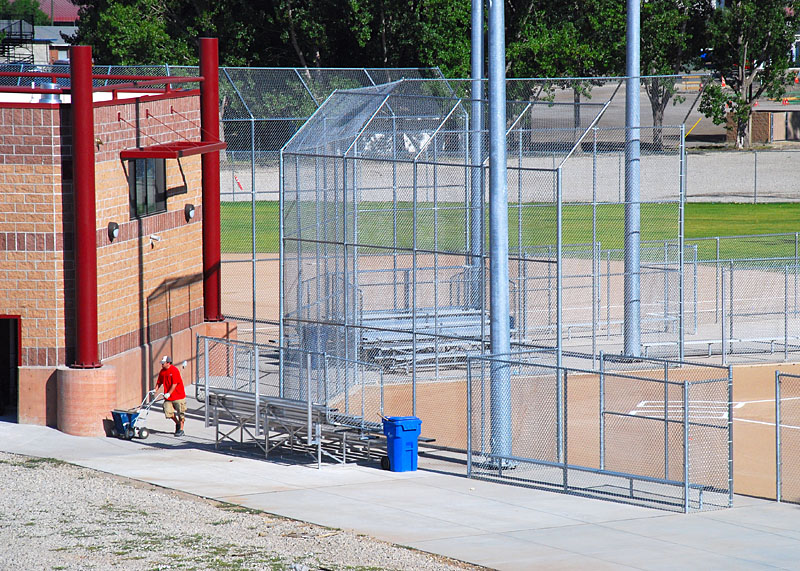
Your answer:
[221,201,800,261]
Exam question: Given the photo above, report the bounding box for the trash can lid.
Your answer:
[386,415,421,422]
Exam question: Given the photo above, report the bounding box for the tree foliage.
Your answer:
[641,0,710,148]
[0,0,51,24]
[699,0,800,148]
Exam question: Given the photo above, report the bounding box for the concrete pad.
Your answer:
[411,532,640,571]
[4,419,800,570]
[231,488,482,544]
[506,524,774,570]
[322,478,582,533]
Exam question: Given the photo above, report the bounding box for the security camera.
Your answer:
[150,234,162,241]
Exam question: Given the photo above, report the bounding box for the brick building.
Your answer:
[0,40,233,435]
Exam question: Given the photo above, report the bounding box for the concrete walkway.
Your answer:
[2,409,799,570]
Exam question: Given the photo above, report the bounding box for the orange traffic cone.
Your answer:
[783,98,790,105]
[721,76,727,87]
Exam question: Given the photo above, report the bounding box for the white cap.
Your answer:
[161,355,171,364]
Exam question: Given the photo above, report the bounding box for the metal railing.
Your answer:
[196,335,387,435]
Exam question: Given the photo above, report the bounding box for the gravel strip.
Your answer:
[0,452,483,571]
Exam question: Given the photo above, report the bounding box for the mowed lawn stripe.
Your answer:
[221,201,800,260]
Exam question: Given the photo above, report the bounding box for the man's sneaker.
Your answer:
[175,429,184,437]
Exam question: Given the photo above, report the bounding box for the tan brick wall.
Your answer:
[0,106,65,367]
[94,96,205,359]
[0,94,207,369]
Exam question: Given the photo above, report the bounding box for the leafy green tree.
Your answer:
[506,0,626,79]
[699,0,800,148]
[641,0,711,149]
[0,0,51,24]
[505,0,625,134]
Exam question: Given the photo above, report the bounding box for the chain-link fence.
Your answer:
[776,371,800,504]
[687,149,800,203]
[281,78,688,397]
[714,262,800,363]
[466,351,732,512]
[196,335,391,435]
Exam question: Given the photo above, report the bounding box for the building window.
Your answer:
[129,158,166,217]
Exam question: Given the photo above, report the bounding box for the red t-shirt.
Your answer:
[157,365,185,401]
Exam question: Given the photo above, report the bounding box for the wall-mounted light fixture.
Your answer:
[108,221,120,241]
[184,203,195,222]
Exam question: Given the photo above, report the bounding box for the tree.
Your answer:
[699,0,800,148]
[0,0,51,24]
[505,1,625,136]
[640,0,711,149]
[71,0,280,66]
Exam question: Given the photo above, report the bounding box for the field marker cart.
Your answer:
[110,390,163,440]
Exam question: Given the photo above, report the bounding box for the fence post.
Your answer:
[233,343,238,390]
[776,370,782,502]
[563,369,569,492]
[683,380,690,513]
[254,344,260,436]
[715,237,720,324]
[607,250,611,338]
[693,245,699,335]
[306,352,313,446]
[729,261,734,343]
[593,127,598,364]
[786,266,789,361]
[204,337,210,427]
[599,351,605,470]
[721,265,727,365]
[194,333,201,401]
[467,358,473,477]
[727,365,733,508]
[664,241,669,333]
[323,353,329,411]
[664,362,670,480]
[753,150,758,204]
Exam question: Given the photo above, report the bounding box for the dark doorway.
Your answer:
[0,317,20,421]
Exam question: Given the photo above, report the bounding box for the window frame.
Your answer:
[128,158,167,218]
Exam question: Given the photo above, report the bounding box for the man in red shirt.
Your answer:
[156,355,186,436]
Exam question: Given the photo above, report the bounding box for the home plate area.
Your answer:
[629,397,800,427]
[628,400,730,421]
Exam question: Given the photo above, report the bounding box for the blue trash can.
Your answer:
[382,416,422,472]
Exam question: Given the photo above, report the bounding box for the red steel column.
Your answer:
[200,37,223,321]
[70,46,101,368]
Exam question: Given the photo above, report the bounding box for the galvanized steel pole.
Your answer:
[470,0,484,309]
[624,0,642,356]
[488,0,512,459]
[470,0,484,254]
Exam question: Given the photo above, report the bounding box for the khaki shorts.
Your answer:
[163,398,186,420]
